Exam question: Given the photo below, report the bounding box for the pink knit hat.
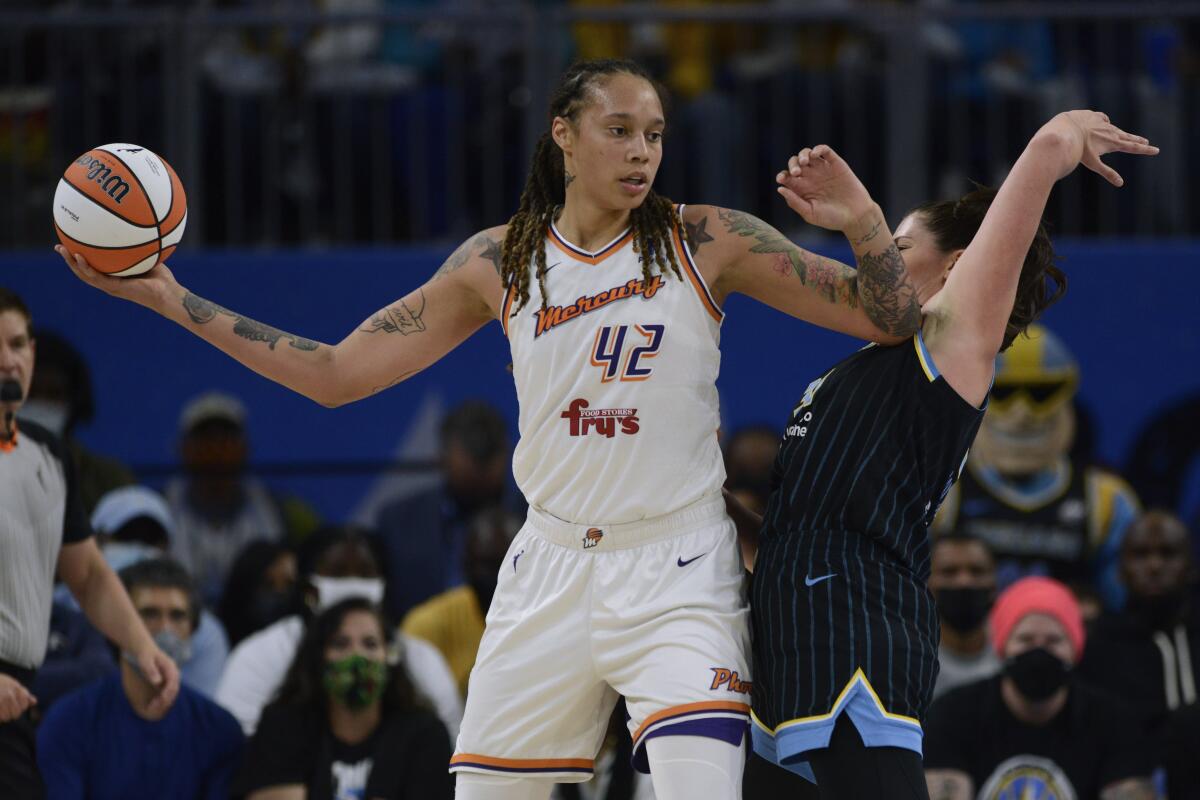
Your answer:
[989,576,1085,661]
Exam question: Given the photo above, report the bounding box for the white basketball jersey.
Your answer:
[504,206,725,525]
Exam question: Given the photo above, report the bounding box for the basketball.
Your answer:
[52,143,187,276]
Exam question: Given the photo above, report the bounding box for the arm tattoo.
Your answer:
[685,216,714,253]
[719,208,857,307]
[856,244,922,337]
[853,219,881,246]
[369,368,423,395]
[479,238,503,276]
[359,290,427,336]
[433,233,504,279]
[182,292,320,351]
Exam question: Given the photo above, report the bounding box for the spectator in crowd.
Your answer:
[1080,511,1198,777]
[29,601,115,718]
[0,288,178,798]
[924,577,1154,800]
[402,506,521,697]
[165,391,318,606]
[216,524,462,740]
[36,558,243,800]
[723,424,779,516]
[232,597,453,799]
[16,329,134,513]
[930,532,1001,699]
[373,400,521,618]
[933,324,1141,609]
[723,425,779,570]
[86,485,231,698]
[217,540,298,647]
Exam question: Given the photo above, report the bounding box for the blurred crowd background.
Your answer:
[3,1,1200,798]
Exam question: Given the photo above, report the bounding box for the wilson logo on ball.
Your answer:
[74,155,131,204]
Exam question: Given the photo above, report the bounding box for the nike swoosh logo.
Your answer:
[677,553,707,567]
[804,573,838,587]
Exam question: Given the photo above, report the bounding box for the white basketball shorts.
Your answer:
[449,494,751,782]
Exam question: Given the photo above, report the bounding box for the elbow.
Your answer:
[866,300,923,342]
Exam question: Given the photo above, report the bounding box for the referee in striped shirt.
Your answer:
[0,289,180,799]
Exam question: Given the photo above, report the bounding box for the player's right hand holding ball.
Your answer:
[56,245,181,314]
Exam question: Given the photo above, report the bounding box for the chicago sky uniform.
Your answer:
[751,334,985,778]
[450,209,751,782]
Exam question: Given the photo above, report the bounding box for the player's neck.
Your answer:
[554,200,630,253]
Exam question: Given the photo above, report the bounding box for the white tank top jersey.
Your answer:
[504,205,726,525]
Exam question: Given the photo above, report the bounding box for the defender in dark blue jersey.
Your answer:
[746,112,1157,799]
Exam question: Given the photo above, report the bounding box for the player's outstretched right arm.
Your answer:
[56,227,507,407]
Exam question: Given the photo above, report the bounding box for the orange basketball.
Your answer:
[53,143,187,276]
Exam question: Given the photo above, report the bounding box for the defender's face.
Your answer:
[893,214,955,306]
[556,73,665,212]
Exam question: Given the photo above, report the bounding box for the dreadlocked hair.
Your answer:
[501,59,684,315]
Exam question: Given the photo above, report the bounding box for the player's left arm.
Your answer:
[694,202,920,344]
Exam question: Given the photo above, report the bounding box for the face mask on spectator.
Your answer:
[323,654,388,711]
[153,629,193,666]
[311,576,385,612]
[101,541,162,574]
[936,587,994,633]
[17,400,69,436]
[1004,647,1071,700]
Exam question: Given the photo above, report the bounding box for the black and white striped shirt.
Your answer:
[0,420,92,668]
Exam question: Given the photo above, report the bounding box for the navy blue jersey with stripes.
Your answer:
[750,334,985,770]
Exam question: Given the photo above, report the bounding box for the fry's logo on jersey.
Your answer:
[583,528,604,549]
[709,668,752,694]
[534,275,665,337]
[560,399,640,437]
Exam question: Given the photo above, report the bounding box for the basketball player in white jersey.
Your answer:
[59,59,922,799]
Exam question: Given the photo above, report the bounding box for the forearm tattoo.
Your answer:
[359,290,427,336]
[369,368,423,395]
[435,233,503,279]
[717,207,919,337]
[718,208,858,306]
[856,243,922,337]
[182,293,320,351]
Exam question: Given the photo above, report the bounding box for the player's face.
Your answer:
[325,609,387,664]
[1121,514,1193,599]
[1004,612,1075,664]
[893,214,957,306]
[0,310,35,411]
[557,74,665,212]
